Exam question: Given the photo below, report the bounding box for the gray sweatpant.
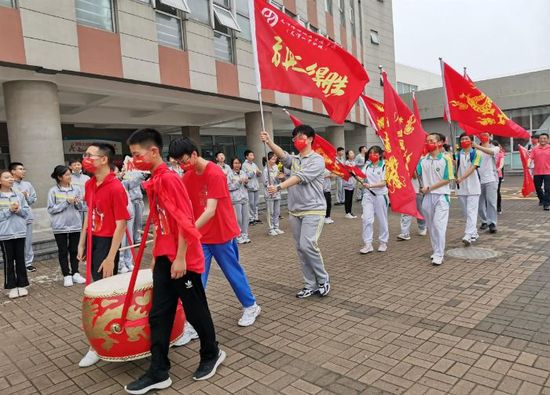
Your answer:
[25,222,34,266]
[248,190,259,221]
[422,194,450,259]
[267,199,280,230]
[479,181,498,226]
[233,201,249,237]
[459,195,480,239]
[132,199,144,243]
[336,178,344,204]
[400,194,426,235]
[119,214,135,271]
[288,214,329,290]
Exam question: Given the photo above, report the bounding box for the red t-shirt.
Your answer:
[183,162,240,244]
[530,144,550,175]
[145,164,204,273]
[84,173,130,237]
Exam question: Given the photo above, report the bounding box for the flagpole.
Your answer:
[439,57,456,154]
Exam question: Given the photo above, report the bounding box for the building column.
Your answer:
[326,125,345,150]
[4,80,64,208]
[244,111,273,167]
[181,126,201,154]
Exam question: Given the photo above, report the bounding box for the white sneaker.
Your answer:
[18,287,28,297]
[324,218,334,224]
[72,273,86,284]
[238,304,261,327]
[432,256,444,266]
[360,244,374,254]
[268,229,278,236]
[418,229,427,236]
[119,266,129,274]
[397,233,411,241]
[275,228,285,234]
[344,213,355,219]
[378,243,387,252]
[173,323,199,347]
[8,288,19,299]
[63,276,74,287]
[79,349,100,367]
[462,237,471,247]
[243,235,252,243]
[236,236,245,244]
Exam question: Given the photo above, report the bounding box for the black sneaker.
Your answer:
[125,374,172,394]
[193,350,226,381]
[296,288,317,298]
[489,224,497,234]
[480,223,488,230]
[318,283,331,297]
[255,219,263,224]
[26,265,36,272]
[544,206,549,211]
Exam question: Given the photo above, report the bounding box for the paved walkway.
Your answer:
[1,176,549,394]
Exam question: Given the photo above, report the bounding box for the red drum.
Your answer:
[82,269,184,362]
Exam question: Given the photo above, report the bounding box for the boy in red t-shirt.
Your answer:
[124,129,224,395]
[168,138,260,335]
[76,142,130,368]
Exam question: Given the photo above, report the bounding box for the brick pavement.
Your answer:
[1,176,549,394]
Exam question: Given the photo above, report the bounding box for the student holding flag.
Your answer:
[417,133,455,266]
[260,126,330,299]
[455,133,483,246]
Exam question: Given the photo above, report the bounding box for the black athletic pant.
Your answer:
[149,256,219,380]
[324,192,332,218]
[497,177,503,212]
[534,175,550,207]
[2,238,29,289]
[344,189,354,214]
[91,236,119,282]
[54,232,81,276]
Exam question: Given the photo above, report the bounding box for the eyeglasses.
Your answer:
[82,153,104,159]
[175,155,190,165]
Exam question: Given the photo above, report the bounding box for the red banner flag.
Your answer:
[360,95,386,137]
[253,0,369,124]
[518,144,536,197]
[442,62,529,139]
[382,72,422,218]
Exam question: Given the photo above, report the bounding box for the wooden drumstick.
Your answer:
[119,238,154,252]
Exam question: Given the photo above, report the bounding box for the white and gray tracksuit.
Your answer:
[361,161,389,245]
[123,171,146,243]
[355,155,366,201]
[282,151,329,291]
[71,171,90,223]
[47,186,83,233]
[400,177,426,235]
[263,165,282,231]
[120,180,136,271]
[478,146,500,227]
[417,153,455,260]
[12,180,36,266]
[242,160,261,221]
[335,155,345,204]
[456,149,483,240]
[227,170,250,239]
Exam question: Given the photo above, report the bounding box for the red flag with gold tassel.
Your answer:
[518,144,536,197]
[382,72,423,218]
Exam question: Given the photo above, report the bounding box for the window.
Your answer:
[187,0,209,24]
[235,0,251,40]
[338,0,345,26]
[212,1,241,62]
[325,0,332,14]
[157,0,190,12]
[214,0,230,7]
[349,0,355,36]
[75,0,114,31]
[155,11,183,49]
[269,0,284,11]
[213,4,241,31]
[370,29,380,45]
[297,16,307,28]
[396,82,417,95]
[309,24,319,34]
[0,0,15,7]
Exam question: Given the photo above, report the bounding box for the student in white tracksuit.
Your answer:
[227,158,251,244]
[397,174,427,240]
[335,148,345,205]
[417,133,455,266]
[263,152,285,236]
[359,146,389,254]
[456,134,483,246]
[355,146,367,202]
[261,126,330,299]
[242,150,262,224]
[472,132,500,234]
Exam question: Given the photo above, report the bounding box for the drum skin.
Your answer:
[82,276,185,362]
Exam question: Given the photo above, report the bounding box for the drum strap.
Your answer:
[85,187,94,285]
[117,211,154,329]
